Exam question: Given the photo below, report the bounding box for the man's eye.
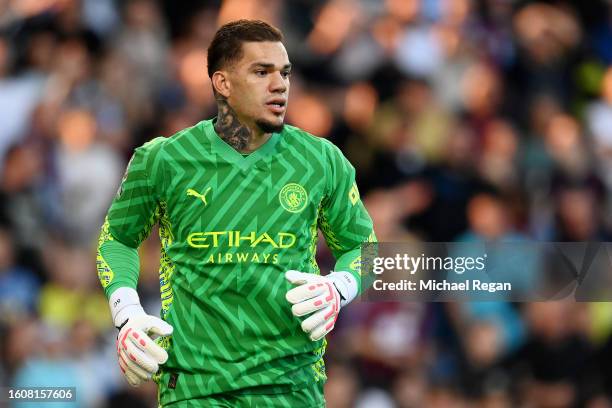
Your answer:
[282,71,291,78]
[255,70,267,77]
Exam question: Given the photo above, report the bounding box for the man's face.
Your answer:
[225,41,291,133]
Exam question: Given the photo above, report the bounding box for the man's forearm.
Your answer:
[97,237,141,299]
[334,247,365,294]
[334,243,377,296]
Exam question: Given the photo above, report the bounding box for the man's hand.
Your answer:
[109,287,173,386]
[285,270,357,341]
[116,314,173,386]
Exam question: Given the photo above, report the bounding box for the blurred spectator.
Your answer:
[11,321,106,408]
[0,142,58,251]
[552,185,606,241]
[509,301,593,408]
[338,300,430,392]
[0,227,40,322]
[0,35,47,170]
[54,108,123,243]
[512,3,581,106]
[587,67,612,188]
[478,119,520,194]
[113,0,169,97]
[325,362,360,408]
[447,193,528,402]
[38,240,110,333]
[405,122,489,241]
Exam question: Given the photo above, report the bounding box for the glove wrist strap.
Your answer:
[328,271,358,308]
[109,287,146,328]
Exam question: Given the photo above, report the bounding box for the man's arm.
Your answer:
[96,137,172,386]
[285,143,375,341]
[97,139,163,320]
[318,144,376,295]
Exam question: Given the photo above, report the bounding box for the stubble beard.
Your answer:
[255,118,285,134]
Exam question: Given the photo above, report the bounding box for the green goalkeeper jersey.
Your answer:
[96,119,375,405]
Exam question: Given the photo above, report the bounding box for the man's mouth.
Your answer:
[266,99,286,114]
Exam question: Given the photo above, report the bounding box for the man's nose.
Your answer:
[269,71,287,93]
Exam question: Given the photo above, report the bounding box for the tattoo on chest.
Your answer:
[215,98,252,151]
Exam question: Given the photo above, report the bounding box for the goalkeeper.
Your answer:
[96,19,375,407]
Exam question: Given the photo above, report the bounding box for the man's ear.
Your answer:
[211,71,231,98]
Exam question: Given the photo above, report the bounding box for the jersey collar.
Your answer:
[203,119,281,170]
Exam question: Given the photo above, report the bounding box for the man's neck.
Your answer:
[214,98,270,153]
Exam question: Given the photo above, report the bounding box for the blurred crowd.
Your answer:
[1,0,612,407]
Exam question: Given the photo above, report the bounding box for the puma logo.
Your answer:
[186,187,212,205]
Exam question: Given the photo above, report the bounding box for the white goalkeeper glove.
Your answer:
[285,270,358,341]
[109,288,173,387]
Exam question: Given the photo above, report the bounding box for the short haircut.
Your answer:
[207,19,283,78]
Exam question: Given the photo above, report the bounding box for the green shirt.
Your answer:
[96,119,375,404]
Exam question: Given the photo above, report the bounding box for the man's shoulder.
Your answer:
[282,124,341,156]
[136,120,206,157]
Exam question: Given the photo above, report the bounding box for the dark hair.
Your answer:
[207,19,283,78]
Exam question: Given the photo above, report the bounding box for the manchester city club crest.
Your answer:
[279,183,308,213]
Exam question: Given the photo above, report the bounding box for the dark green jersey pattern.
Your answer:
[96,119,375,406]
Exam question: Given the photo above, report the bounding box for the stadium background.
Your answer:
[1,0,612,406]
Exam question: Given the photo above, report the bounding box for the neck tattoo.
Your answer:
[214,98,253,152]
